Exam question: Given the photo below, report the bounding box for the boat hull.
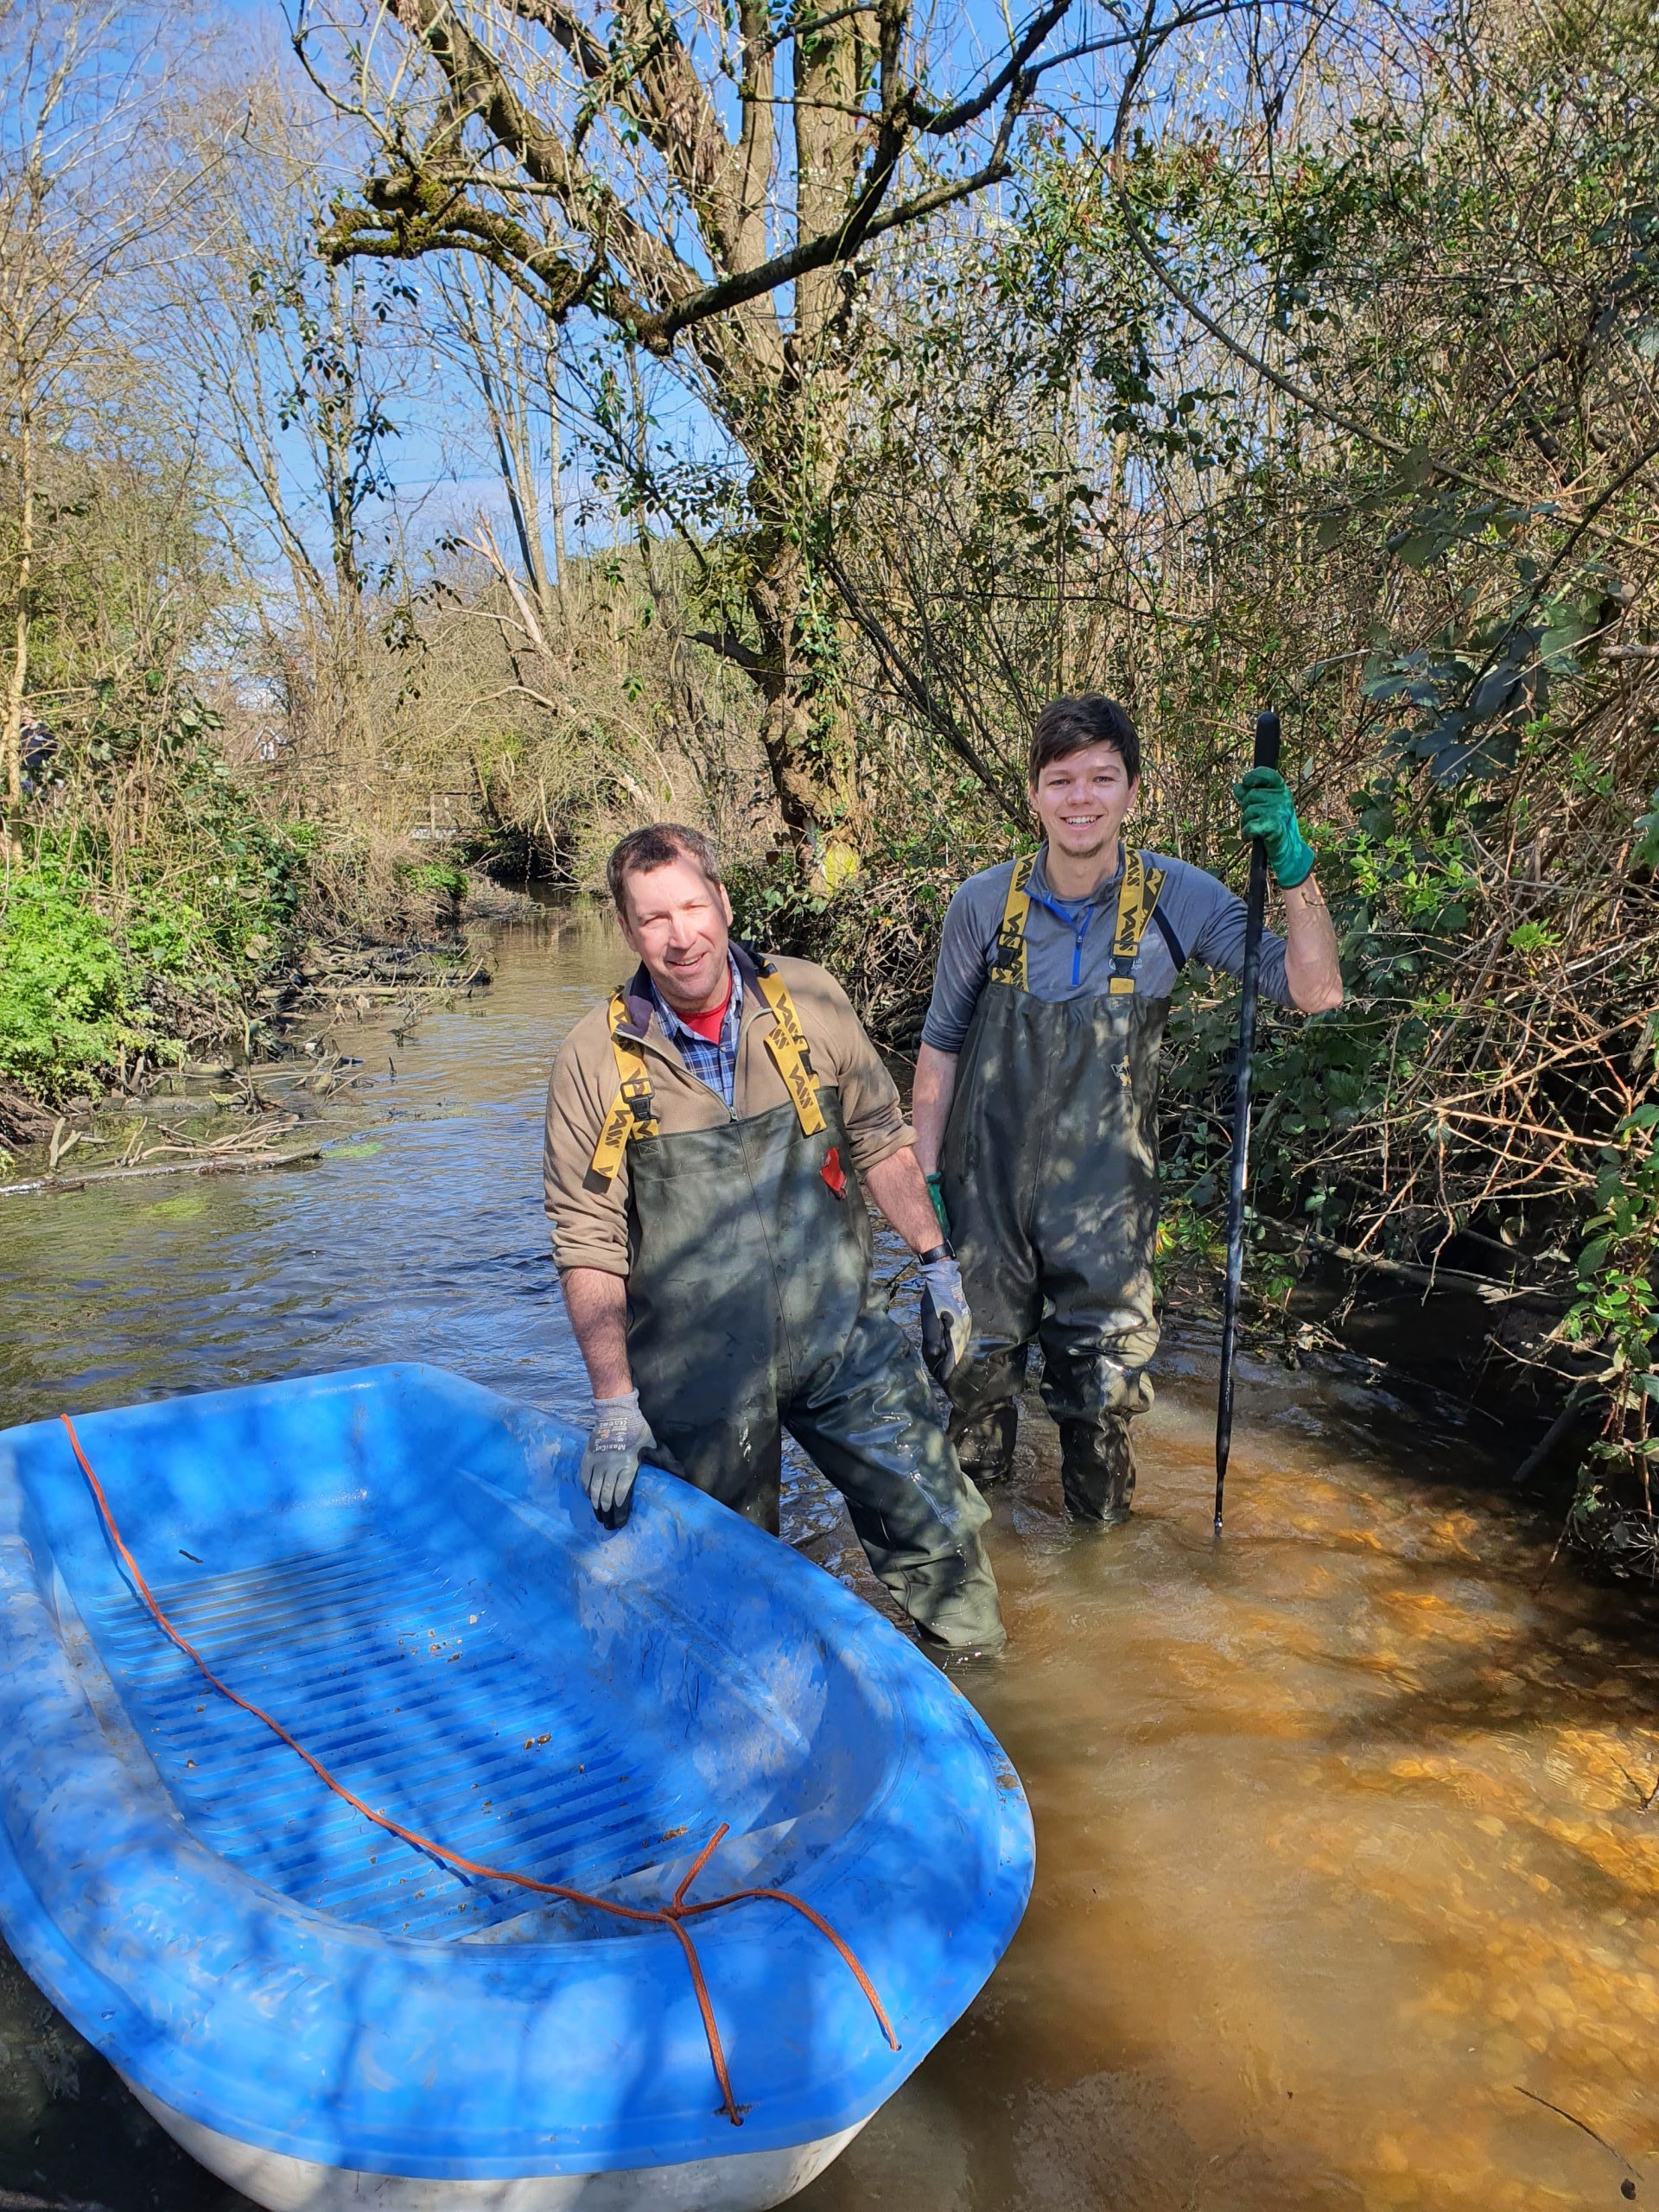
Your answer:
[124,2080,866,2212]
[0,1364,1033,2197]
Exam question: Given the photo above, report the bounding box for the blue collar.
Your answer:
[1028,843,1126,914]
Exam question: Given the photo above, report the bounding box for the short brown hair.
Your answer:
[1028,695,1141,787]
[606,822,724,913]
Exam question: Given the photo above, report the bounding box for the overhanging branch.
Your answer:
[912,0,1076,134]
[639,154,1017,348]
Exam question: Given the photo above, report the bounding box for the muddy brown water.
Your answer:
[3,906,1656,2212]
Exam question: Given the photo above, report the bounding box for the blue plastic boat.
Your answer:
[0,1363,1033,2211]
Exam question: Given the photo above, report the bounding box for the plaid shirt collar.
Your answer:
[645,953,743,1107]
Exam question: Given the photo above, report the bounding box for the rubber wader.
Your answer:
[588,969,1004,1652]
[939,850,1169,1522]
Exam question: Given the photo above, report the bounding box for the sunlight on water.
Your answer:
[3,906,1656,2210]
[804,1375,1659,2212]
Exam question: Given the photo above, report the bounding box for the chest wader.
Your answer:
[939,853,1169,1523]
[589,967,1003,1652]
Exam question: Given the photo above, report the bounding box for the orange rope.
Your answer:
[60,1414,899,2126]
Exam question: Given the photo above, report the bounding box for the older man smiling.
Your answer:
[910,694,1344,1524]
[543,822,1004,1655]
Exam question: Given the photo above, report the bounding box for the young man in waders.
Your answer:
[543,823,1005,1655]
[911,695,1344,1523]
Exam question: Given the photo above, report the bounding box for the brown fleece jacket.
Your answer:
[543,947,912,1278]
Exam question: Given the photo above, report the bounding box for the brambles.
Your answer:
[1556,1108,1659,1571]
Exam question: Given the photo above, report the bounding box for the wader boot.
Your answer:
[950,1403,1020,1490]
[940,851,1168,1524]
[589,968,1004,1653]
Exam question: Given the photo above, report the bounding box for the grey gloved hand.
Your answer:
[580,1389,655,1529]
[919,1254,971,1383]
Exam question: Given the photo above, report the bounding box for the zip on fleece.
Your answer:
[1028,890,1103,988]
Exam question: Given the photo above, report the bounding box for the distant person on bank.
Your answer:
[911,695,1344,1523]
[543,823,1005,1655]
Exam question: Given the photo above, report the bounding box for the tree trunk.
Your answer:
[3,408,34,809]
[545,335,568,604]
[723,315,861,867]
[747,12,868,868]
[749,550,810,842]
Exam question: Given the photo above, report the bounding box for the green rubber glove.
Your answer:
[925,1173,950,1235]
[1233,766,1316,888]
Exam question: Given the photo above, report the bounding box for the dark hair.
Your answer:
[606,821,724,913]
[1027,695,1141,787]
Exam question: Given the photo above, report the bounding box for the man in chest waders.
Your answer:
[912,695,1344,1522]
[544,823,1004,1655]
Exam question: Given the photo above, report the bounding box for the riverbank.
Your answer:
[0,707,545,1171]
[0,813,532,1180]
[0,920,505,1196]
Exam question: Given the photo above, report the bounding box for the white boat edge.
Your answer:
[122,2075,869,2212]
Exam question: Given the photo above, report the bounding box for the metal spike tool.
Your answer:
[1214,709,1280,1535]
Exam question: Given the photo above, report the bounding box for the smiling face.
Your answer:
[617,851,734,1015]
[1028,741,1139,873]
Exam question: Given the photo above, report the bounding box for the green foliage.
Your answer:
[0,836,302,1103]
[0,718,320,1104]
[0,875,143,1091]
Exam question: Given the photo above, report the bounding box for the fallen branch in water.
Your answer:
[1268,1220,1570,1305]
[1611,1758,1659,1812]
[1513,2085,1642,2185]
[1512,1384,1595,1486]
[0,2189,120,2212]
[141,1115,299,1158]
[0,1143,326,1198]
[331,975,488,997]
[47,1118,82,1173]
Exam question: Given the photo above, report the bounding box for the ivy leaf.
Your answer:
[1469,658,1530,720]
[1395,529,1441,569]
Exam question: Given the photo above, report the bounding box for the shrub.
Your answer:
[0,875,143,1092]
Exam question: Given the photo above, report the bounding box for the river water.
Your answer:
[3,906,1657,2212]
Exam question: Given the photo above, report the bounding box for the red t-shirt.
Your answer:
[678,975,733,1043]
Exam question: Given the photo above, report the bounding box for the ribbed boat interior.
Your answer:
[83,1541,712,1940]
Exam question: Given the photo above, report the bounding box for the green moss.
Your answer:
[396,857,467,902]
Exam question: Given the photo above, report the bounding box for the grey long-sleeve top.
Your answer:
[920,844,1294,1055]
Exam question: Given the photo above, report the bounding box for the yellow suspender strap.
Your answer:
[588,993,659,1182]
[1108,849,1168,995]
[988,855,1034,989]
[753,964,827,1139]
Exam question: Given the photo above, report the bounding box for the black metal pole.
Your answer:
[1214,709,1281,1535]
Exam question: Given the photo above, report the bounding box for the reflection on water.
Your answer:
[3,906,1658,2210]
